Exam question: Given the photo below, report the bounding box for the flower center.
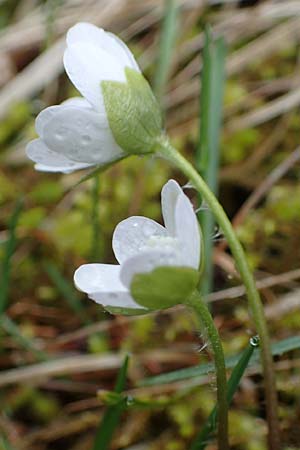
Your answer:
[141,235,179,254]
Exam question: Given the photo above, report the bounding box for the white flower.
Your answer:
[26,22,143,174]
[74,180,201,313]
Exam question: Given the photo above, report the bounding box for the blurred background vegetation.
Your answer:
[0,0,300,449]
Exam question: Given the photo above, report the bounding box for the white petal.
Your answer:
[106,32,140,72]
[66,22,140,72]
[74,263,123,293]
[161,179,183,236]
[66,22,103,47]
[74,263,143,309]
[112,216,167,264]
[120,249,180,288]
[64,42,125,111]
[61,96,92,109]
[42,106,124,164]
[175,192,201,269]
[35,106,61,137]
[35,101,92,138]
[89,291,143,309]
[34,163,76,173]
[26,139,92,173]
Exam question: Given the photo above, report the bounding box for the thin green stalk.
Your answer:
[188,292,228,450]
[91,175,101,261]
[191,336,259,449]
[158,137,280,450]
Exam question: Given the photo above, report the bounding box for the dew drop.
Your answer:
[55,131,64,141]
[250,335,260,347]
[198,342,208,353]
[81,134,92,146]
[107,292,118,301]
[183,182,194,190]
[143,223,154,237]
[126,396,134,406]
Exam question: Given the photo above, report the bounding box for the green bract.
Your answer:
[102,68,163,155]
[130,266,200,310]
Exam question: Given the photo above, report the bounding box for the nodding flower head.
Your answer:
[26,22,163,174]
[74,179,201,315]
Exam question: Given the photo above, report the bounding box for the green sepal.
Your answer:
[105,306,151,316]
[102,68,163,155]
[130,266,199,310]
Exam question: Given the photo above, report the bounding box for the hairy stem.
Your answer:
[188,292,228,450]
[158,137,280,450]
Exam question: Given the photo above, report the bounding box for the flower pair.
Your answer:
[26,22,202,313]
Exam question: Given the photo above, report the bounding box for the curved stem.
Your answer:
[188,292,228,450]
[158,137,280,450]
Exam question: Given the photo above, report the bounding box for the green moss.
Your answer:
[222,128,260,164]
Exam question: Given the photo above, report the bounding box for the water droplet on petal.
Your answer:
[55,132,64,141]
[107,292,118,302]
[143,223,155,237]
[81,134,92,146]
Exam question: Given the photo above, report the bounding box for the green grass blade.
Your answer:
[0,434,17,450]
[139,335,300,387]
[139,356,236,387]
[226,336,259,400]
[190,337,259,450]
[44,262,90,324]
[114,354,130,393]
[197,29,226,296]
[93,399,127,450]
[0,314,48,361]
[91,175,102,262]
[153,0,179,104]
[270,335,300,355]
[93,355,130,450]
[0,199,23,315]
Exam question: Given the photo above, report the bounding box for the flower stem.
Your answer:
[158,137,280,450]
[188,292,228,450]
